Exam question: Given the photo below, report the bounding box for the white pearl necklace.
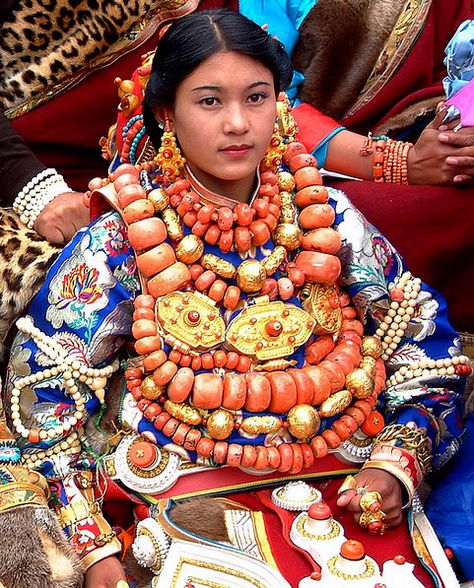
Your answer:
[11,317,119,443]
[21,429,83,470]
[387,354,471,387]
[375,271,421,361]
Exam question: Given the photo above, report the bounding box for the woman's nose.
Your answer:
[224,104,249,134]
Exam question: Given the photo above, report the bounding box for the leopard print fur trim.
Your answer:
[0,0,198,115]
[0,209,60,346]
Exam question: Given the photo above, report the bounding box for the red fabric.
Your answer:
[230,482,437,588]
[342,0,474,134]
[292,103,341,154]
[328,178,474,333]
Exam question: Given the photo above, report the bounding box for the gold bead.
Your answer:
[359,356,376,376]
[147,187,169,212]
[165,400,202,426]
[206,409,235,440]
[345,368,375,399]
[241,415,282,435]
[175,234,204,264]
[361,336,384,359]
[320,389,353,417]
[200,254,236,279]
[162,207,183,241]
[272,223,302,250]
[277,171,296,192]
[141,376,164,400]
[236,259,266,293]
[287,404,320,439]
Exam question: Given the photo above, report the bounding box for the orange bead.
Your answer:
[294,166,323,189]
[134,294,155,309]
[241,444,257,468]
[277,443,294,472]
[253,446,270,470]
[137,242,176,278]
[172,422,191,445]
[192,373,223,409]
[288,443,304,474]
[196,437,215,458]
[245,373,271,412]
[321,428,341,449]
[123,198,155,224]
[183,428,202,451]
[341,540,365,561]
[295,185,329,208]
[213,441,229,464]
[208,279,227,302]
[267,446,282,469]
[132,318,157,340]
[143,349,167,372]
[135,335,162,356]
[129,441,158,468]
[267,372,297,413]
[128,217,167,251]
[153,360,178,386]
[213,350,227,368]
[361,411,385,436]
[147,262,191,298]
[310,435,328,458]
[295,250,341,285]
[167,367,194,403]
[223,285,241,310]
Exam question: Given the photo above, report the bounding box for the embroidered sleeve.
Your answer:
[332,188,468,496]
[4,210,139,566]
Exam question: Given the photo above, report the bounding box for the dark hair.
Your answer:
[143,9,292,148]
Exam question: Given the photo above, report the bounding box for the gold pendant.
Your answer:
[156,291,226,352]
[300,283,343,335]
[226,297,314,361]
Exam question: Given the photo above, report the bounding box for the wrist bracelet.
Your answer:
[13,168,72,229]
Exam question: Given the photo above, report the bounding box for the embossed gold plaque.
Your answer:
[226,298,314,361]
[156,291,226,351]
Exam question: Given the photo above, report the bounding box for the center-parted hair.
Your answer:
[143,9,292,148]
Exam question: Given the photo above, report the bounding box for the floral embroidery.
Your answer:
[103,219,130,257]
[58,263,102,308]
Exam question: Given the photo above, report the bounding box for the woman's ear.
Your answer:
[153,106,169,129]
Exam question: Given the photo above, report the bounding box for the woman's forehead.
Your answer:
[180,51,274,90]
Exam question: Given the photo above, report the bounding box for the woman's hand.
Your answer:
[85,556,128,588]
[336,468,404,529]
[408,106,474,185]
[34,192,90,244]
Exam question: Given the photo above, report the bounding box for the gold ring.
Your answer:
[116,581,130,588]
[337,475,358,495]
[359,491,382,513]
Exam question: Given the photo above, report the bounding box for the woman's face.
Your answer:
[167,51,277,200]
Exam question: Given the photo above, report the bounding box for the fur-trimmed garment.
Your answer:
[0,506,83,588]
[293,0,405,121]
[0,210,60,357]
[0,0,198,113]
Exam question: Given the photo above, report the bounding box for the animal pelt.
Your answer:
[168,498,230,543]
[292,0,404,121]
[0,505,83,588]
[0,209,60,364]
[0,0,197,113]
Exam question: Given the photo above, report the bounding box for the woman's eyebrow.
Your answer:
[191,81,272,93]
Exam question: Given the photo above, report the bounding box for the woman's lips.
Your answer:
[220,144,252,157]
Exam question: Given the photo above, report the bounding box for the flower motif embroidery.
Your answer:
[58,263,102,308]
[103,219,130,257]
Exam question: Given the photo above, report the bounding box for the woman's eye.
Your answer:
[247,92,267,104]
[199,96,219,107]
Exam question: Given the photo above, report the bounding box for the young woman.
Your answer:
[0,10,468,588]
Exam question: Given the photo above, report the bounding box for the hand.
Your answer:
[408,106,474,185]
[85,556,128,588]
[34,192,90,244]
[336,468,403,529]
